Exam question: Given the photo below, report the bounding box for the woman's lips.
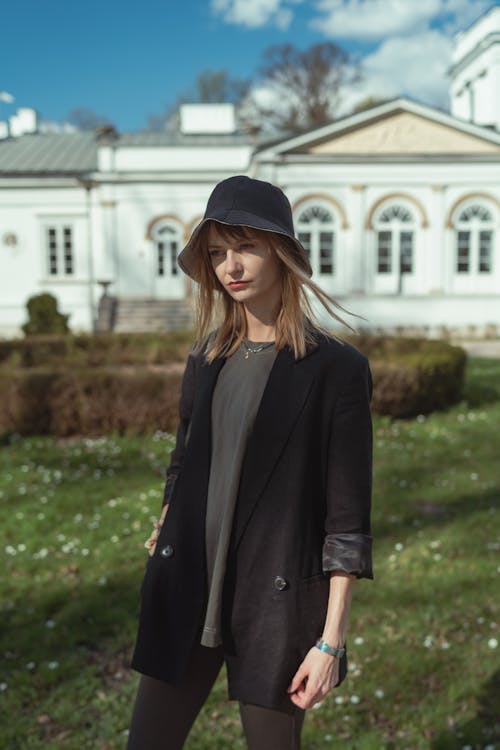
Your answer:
[228,281,249,288]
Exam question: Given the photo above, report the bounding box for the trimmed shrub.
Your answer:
[0,368,183,437]
[343,335,467,418]
[0,332,467,437]
[0,331,194,369]
[21,293,70,336]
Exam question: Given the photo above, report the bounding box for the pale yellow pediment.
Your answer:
[306,111,500,154]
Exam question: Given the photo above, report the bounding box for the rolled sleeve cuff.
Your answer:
[322,533,374,580]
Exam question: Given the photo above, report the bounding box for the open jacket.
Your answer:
[130,328,374,714]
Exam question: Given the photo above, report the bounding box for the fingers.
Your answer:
[144,518,163,554]
[287,652,340,709]
[289,680,330,710]
[287,664,307,695]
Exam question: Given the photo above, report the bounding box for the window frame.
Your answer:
[295,203,337,277]
[453,203,495,276]
[43,222,76,278]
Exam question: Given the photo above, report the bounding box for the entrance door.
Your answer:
[151,220,185,299]
[373,204,415,294]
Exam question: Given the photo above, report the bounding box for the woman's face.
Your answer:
[207,223,282,310]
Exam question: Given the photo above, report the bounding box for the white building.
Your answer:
[0,7,499,338]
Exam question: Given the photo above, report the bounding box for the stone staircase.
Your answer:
[96,296,195,333]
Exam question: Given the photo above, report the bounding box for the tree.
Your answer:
[196,69,250,104]
[240,42,362,134]
[146,69,250,131]
[66,107,115,131]
[351,96,386,114]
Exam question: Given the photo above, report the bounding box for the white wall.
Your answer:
[0,183,96,335]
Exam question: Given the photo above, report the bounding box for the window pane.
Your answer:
[379,205,412,223]
[157,242,164,276]
[170,241,178,276]
[479,230,492,273]
[319,232,334,274]
[298,232,311,261]
[63,227,73,274]
[377,231,392,273]
[458,205,492,222]
[47,227,58,275]
[400,231,413,273]
[457,231,470,273]
[298,206,333,224]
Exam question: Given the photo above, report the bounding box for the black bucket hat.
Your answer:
[177,175,313,281]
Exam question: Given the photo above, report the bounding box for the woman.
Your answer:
[127,175,374,750]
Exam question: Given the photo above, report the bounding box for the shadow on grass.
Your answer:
[430,667,500,749]
[462,357,500,408]
[373,486,500,542]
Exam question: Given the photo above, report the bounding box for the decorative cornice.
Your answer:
[292,193,349,229]
[145,213,185,241]
[445,192,500,228]
[365,192,429,229]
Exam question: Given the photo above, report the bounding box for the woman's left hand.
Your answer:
[287,647,340,709]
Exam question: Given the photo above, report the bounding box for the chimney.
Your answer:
[9,107,39,137]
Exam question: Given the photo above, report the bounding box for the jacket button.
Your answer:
[274,576,288,591]
[160,544,174,558]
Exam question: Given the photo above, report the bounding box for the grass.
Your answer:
[0,357,499,749]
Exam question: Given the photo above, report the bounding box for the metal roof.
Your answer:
[118,131,256,146]
[0,132,98,174]
[0,129,264,174]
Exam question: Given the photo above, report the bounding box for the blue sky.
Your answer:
[0,0,496,132]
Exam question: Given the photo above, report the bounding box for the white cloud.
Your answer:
[211,0,302,29]
[310,0,492,41]
[308,0,493,114]
[337,29,454,114]
[310,0,442,40]
[440,0,494,34]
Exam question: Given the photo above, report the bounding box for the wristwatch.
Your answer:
[315,639,345,658]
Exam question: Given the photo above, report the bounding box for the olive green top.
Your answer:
[200,338,278,647]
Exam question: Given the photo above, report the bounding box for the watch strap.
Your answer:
[315,639,345,658]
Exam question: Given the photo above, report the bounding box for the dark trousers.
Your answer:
[126,640,306,750]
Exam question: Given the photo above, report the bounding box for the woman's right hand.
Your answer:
[144,503,169,556]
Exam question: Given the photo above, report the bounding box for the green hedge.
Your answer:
[343,335,467,418]
[0,332,467,437]
[0,330,194,370]
[0,368,183,438]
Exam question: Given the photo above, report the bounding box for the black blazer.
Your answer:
[130,328,373,714]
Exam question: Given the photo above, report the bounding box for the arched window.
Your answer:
[295,204,336,276]
[150,220,183,278]
[374,205,415,290]
[455,204,494,274]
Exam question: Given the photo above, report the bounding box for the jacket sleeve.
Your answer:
[322,356,374,580]
[161,349,197,508]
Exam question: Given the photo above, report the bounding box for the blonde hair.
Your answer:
[189,220,362,362]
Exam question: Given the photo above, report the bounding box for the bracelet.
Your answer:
[315,639,345,658]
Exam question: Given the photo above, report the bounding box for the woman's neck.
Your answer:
[244,304,278,343]
[244,322,276,342]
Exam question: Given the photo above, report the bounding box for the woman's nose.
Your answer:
[225,249,242,273]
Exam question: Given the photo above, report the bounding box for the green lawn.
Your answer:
[1,357,499,750]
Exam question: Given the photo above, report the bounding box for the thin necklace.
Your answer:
[242,338,275,359]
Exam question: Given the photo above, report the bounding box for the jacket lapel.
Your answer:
[230,343,318,553]
[191,335,319,554]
